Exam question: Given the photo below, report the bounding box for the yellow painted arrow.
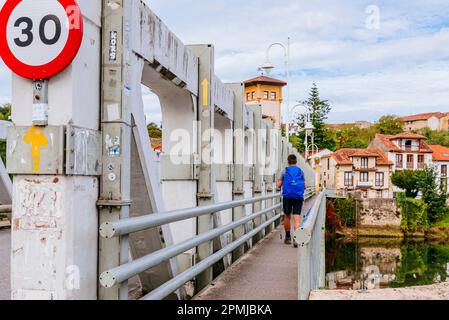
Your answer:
[202,78,209,107]
[23,126,48,173]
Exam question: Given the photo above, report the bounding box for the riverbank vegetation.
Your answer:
[326,168,449,240]
[393,167,449,235]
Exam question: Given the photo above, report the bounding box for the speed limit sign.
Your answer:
[0,0,83,79]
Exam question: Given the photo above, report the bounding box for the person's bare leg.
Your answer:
[294,215,302,231]
[284,215,292,244]
[293,215,302,247]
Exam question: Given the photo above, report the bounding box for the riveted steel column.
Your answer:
[227,83,246,262]
[274,129,283,227]
[249,105,263,244]
[98,0,132,300]
[188,45,215,291]
[264,121,275,234]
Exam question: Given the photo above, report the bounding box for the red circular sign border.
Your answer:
[0,0,84,79]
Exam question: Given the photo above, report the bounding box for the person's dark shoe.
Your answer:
[284,236,292,245]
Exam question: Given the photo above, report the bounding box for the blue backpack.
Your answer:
[283,166,305,199]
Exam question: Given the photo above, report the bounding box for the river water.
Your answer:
[325,238,449,290]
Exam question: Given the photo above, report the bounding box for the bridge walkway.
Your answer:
[194,197,316,300]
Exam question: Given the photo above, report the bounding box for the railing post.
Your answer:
[248,105,263,244]
[189,45,216,291]
[98,0,132,300]
[320,197,327,289]
[274,132,283,227]
[264,121,275,234]
[296,193,326,300]
[227,83,246,262]
[9,1,101,300]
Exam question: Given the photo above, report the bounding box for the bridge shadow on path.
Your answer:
[194,197,316,301]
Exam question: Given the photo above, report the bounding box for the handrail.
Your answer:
[100,193,280,238]
[294,192,326,300]
[141,212,282,300]
[99,187,317,300]
[99,203,281,288]
[294,192,325,246]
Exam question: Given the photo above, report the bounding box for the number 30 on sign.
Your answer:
[0,0,83,79]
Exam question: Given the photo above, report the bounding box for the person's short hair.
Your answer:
[288,154,297,165]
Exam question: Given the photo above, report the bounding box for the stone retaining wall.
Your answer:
[357,198,401,227]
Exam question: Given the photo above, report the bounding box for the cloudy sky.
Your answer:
[1,0,449,124]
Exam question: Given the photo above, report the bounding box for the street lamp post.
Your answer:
[260,37,291,141]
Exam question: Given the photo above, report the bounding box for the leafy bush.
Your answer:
[397,193,428,233]
[332,194,357,227]
[416,167,449,223]
[391,170,421,198]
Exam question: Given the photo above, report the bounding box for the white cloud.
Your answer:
[1,0,449,123]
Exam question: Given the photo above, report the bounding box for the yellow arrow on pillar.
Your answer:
[23,126,49,173]
[202,78,209,107]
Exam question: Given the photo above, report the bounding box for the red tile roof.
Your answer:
[429,145,449,161]
[150,138,162,152]
[400,112,448,122]
[244,76,287,87]
[331,148,393,166]
[373,134,433,153]
[391,132,425,140]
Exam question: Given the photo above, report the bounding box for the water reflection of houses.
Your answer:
[327,246,401,290]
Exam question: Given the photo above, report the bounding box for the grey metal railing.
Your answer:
[294,192,326,300]
[99,187,315,300]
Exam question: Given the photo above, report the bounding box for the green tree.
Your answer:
[419,128,449,147]
[147,122,162,139]
[295,83,336,151]
[0,103,11,120]
[375,115,403,135]
[416,167,449,223]
[393,167,449,224]
[391,170,421,198]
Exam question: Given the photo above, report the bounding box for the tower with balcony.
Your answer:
[244,75,287,129]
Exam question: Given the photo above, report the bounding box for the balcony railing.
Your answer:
[357,181,373,187]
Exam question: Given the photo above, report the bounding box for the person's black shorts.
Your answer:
[283,198,304,216]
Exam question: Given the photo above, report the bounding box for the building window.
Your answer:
[263,91,269,100]
[344,172,353,186]
[361,157,368,169]
[271,91,277,100]
[246,92,251,101]
[407,155,414,169]
[442,165,448,177]
[405,140,412,151]
[375,172,384,187]
[360,172,369,182]
[396,154,403,169]
[251,91,256,100]
[327,158,330,170]
[441,178,448,193]
[418,155,425,169]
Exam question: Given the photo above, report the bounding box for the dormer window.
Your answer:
[405,140,412,151]
[361,157,368,168]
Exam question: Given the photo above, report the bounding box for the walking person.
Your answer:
[277,154,306,247]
